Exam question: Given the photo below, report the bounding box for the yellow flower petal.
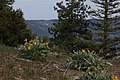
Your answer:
[111,75,119,80]
[87,67,91,70]
[36,36,39,40]
[28,44,33,50]
[82,49,85,53]
[41,39,43,43]
[33,42,37,45]
[88,71,92,75]
[24,38,27,42]
[19,44,23,48]
[107,53,110,56]
[46,42,49,48]
[87,50,90,53]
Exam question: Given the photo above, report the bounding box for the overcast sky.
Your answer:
[13,0,95,20]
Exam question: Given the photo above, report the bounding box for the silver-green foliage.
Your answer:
[68,50,112,71]
[80,71,111,80]
[18,38,50,61]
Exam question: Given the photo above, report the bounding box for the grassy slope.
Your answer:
[0,45,120,80]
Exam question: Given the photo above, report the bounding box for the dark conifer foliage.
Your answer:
[0,0,14,9]
[89,0,120,56]
[0,0,33,47]
[49,0,93,51]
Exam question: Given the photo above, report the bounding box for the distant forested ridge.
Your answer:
[26,19,120,47]
[26,19,120,38]
[26,20,58,38]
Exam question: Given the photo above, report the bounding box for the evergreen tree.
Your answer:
[0,0,14,9]
[0,0,33,46]
[49,0,93,51]
[89,0,120,56]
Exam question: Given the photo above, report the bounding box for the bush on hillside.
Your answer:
[18,37,50,61]
[68,50,112,71]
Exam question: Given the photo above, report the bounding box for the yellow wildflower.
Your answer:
[33,41,37,45]
[87,67,91,70]
[28,44,33,50]
[36,36,39,40]
[29,43,33,46]
[88,71,92,75]
[106,53,110,56]
[46,42,49,48]
[40,39,43,43]
[87,50,90,53]
[112,75,119,80]
[24,38,27,42]
[19,44,23,48]
[82,49,85,53]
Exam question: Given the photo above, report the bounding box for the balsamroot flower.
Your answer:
[82,49,85,53]
[24,38,27,42]
[112,75,120,80]
[33,41,37,45]
[19,44,23,49]
[46,42,49,48]
[36,36,39,40]
[28,44,33,50]
[87,50,90,53]
[40,39,43,43]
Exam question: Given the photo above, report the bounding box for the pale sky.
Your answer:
[13,0,95,20]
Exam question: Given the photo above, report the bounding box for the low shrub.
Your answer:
[18,36,50,61]
[68,50,112,71]
[79,70,112,80]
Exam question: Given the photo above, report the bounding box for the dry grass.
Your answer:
[0,45,120,80]
[0,49,82,80]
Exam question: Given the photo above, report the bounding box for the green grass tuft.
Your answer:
[0,44,18,55]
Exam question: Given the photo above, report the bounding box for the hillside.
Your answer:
[0,45,120,80]
[26,20,57,38]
